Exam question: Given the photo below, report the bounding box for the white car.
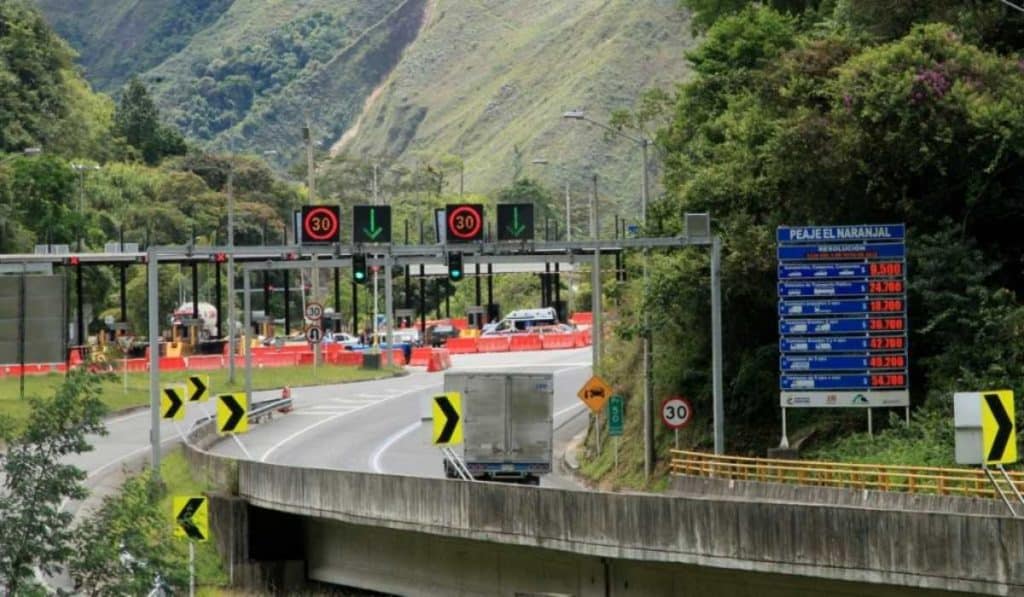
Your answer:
[325,332,361,348]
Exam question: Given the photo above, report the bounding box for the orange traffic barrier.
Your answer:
[574,329,592,347]
[476,336,510,353]
[435,348,452,369]
[444,337,478,354]
[570,312,593,325]
[410,347,433,366]
[510,334,543,351]
[184,355,225,370]
[541,333,576,350]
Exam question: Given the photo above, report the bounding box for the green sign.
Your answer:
[353,205,392,243]
[497,203,534,241]
[608,394,624,436]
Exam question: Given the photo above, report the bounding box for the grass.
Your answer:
[0,363,402,427]
[158,449,230,596]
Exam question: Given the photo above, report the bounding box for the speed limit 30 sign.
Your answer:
[446,204,484,242]
[661,396,693,429]
[301,205,341,244]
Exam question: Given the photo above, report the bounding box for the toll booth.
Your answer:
[467,305,486,330]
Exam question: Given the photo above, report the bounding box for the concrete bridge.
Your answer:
[184,423,1024,596]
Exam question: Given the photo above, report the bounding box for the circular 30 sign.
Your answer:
[661,396,693,429]
[446,204,483,242]
[302,206,340,243]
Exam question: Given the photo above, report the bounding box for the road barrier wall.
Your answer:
[234,461,1024,596]
[509,334,543,351]
[476,336,510,352]
[443,337,478,354]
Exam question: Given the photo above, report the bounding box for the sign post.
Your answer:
[777,224,909,447]
[578,375,612,453]
[305,301,324,375]
[173,496,208,597]
[955,390,1021,515]
[661,396,692,450]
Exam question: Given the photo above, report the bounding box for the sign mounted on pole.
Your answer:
[186,375,209,403]
[955,390,1017,465]
[608,395,624,436]
[661,396,692,429]
[217,393,248,434]
[777,224,909,408]
[497,204,534,241]
[173,496,209,542]
[304,302,324,321]
[432,392,463,445]
[445,204,484,243]
[353,205,391,244]
[161,383,186,420]
[300,205,341,244]
[305,325,323,344]
[577,375,613,413]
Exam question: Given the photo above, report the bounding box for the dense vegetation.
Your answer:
[590,0,1024,480]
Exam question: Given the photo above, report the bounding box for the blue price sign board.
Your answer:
[778,224,909,408]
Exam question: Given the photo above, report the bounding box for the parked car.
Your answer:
[324,332,361,348]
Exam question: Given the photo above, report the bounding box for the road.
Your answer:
[206,347,593,488]
[69,347,593,504]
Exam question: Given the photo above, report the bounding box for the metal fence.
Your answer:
[669,449,1024,499]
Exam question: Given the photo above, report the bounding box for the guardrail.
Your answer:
[669,449,1024,499]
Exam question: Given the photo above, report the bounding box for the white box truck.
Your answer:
[443,371,554,485]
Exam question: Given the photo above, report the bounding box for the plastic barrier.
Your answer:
[390,349,407,366]
[409,347,433,367]
[254,353,300,368]
[68,347,85,366]
[328,351,364,366]
[426,350,450,372]
[541,333,577,350]
[574,329,592,347]
[444,337,478,354]
[450,318,469,330]
[437,349,452,369]
[2,365,22,376]
[160,357,187,371]
[185,355,225,370]
[476,336,510,353]
[297,352,315,366]
[124,358,149,372]
[509,334,544,352]
[570,312,593,325]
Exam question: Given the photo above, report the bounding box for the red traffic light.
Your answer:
[212,252,227,263]
[67,256,80,266]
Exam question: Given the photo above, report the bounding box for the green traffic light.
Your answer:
[355,272,365,280]
[451,270,461,279]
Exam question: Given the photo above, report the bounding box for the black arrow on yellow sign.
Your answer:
[188,376,208,402]
[436,396,460,444]
[163,387,183,419]
[176,497,206,541]
[985,393,1013,462]
[219,394,246,433]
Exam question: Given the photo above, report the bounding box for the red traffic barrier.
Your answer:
[410,347,433,367]
[426,351,443,372]
[444,337,478,354]
[476,336,510,353]
[184,355,225,370]
[510,334,543,352]
[160,357,187,371]
[329,351,364,366]
[570,311,593,325]
[541,333,576,350]
[574,329,592,347]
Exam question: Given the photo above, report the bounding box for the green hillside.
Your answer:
[35,0,693,203]
[339,0,694,205]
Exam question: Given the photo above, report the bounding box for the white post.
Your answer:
[189,541,195,597]
[227,169,236,384]
[385,253,394,367]
[147,249,161,481]
[711,236,724,454]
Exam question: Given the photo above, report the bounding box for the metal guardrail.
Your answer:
[669,449,1024,499]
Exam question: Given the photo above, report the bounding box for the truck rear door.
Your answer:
[507,374,553,467]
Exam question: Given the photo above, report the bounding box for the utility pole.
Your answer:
[641,139,653,480]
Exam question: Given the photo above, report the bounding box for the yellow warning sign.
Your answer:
[217,393,248,434]
[982,390,1017,465]
[577,375,613,413]
[173,496,209,542]
[161,383,186,420]
[432,392,463,445]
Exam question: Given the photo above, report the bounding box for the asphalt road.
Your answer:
[67,346,593,503]
[206,347,594,488]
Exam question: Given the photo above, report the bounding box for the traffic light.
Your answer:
[352,253,368,284]
[447,252,464,282]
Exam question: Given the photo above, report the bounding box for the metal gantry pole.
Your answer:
[711,235,724,454]
[591,175,602,371]
[147,249,161,482]
[227,170,236,384]
[244,268,253,401]
[385,254,394,366]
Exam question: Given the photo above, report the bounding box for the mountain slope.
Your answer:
[339,0,693,204]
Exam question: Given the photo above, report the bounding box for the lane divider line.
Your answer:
[371,420,422,473]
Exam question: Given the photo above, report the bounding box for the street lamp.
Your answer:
[563,108,656,480]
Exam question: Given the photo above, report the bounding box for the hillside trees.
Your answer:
[114,77,186,165]
[632,6,1024,455]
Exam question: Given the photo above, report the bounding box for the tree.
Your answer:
[113,77,186,165]
[0,371,107,593]
[68,472,187,596]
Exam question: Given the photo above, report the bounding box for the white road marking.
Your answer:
[451,361,590,370]
[260,383,441,462]
[370,420,422,473]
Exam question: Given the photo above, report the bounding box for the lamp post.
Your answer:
[563,109,655,480]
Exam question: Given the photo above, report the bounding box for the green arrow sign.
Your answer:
[497,203,534,241]
[353,205,391,243]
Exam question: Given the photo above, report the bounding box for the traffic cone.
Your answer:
[282,386,291,399]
